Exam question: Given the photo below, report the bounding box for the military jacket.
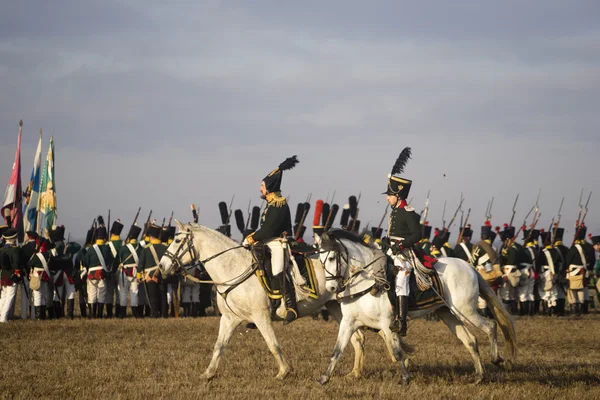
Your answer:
[471,240,497,268]
[519,244,537,270]
[500,243,522,267]
[386,204,422,248]
[83,242,115,271]
[118,243,140,266]
[566,242,596,272]
[454,242,474,264]
[138,242,166,280]
[0,245,22,285]
[536,246,561,275]
[20,241,37,274]
[28,251,51,282]
[417,240,432,256]
[439,244,456,258]
[250,193,292,243]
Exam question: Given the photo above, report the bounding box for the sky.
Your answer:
[1,0,599,243]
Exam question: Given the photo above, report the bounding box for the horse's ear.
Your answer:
[175,219,184,231]
[319,233,335,251]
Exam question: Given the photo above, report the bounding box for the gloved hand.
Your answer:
[390,241,404,255]
[380,237,391,252]
[242,238,251,249]
[12,273,22,283]
[136,272,143,281]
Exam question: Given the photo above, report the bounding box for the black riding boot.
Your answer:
[80,303,88,318]
[67,299,75,319]
[390,296,408,336]
[35,306,42,320]
[279,274,297,325]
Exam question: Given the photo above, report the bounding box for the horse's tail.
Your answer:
[476,273,517,363]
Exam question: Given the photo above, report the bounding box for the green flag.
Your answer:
[37,137,57,233]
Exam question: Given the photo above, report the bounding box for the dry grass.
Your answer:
[1,306,599,400]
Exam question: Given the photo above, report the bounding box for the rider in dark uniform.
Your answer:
[381,148,423,336]
[243,156,298,324]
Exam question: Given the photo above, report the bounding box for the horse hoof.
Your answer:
[503,360,513,372]
[345,371,360,379]
[399,376,411,386]
[492,357,504,367]
[275,368,291,380]
[318,375,330,385]
[200,372,214,382]
[472,375,485,385]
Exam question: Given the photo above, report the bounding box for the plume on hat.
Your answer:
[390,147,412,176]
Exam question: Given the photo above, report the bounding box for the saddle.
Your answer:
[385,256,445,312]
[252,242,319,303]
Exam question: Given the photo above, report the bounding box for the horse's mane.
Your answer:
[326,229,374,249]
[189,223,240,247]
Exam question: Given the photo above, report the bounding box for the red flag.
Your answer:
[1,120,24,234]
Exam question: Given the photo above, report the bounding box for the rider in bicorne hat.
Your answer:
[381,148,424,336]
[243,156,298,324]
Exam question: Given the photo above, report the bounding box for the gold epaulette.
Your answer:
[266,192,287,208]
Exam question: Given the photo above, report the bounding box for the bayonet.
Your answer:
[420,189,430,225]
[244,200,252,231]
[509,194,519,228]
[168,211,174,227]
[226,194,235,225]
[456,208,471,246]
[441,200,447,230]
[447,198,464,229]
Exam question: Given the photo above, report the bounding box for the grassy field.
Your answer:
[1,308,599,400]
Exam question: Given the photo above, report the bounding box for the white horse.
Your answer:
[316,231,517,385]
[158,222,371,380]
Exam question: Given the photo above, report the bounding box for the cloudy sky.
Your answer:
[1,0,599,242]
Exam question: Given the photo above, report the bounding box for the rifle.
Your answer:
[572,191,592,246]
[142,210,153,239]
[456,208,471,246]
[446,198,464,230]
[132,207,142,226]
[244,200,252,232]
[190,204,199,223]
[505,204,535,248]
[420,189,430,225]
[574,189,584,228]
[168,211,174,227]
[485,196,494,223]
[376,204,390,233]
[441,200,447,230]
[508,194,519,228]
[107,209,111,234]
[524,189,541,243]
[294,194,312,240]
[226,195,235,225]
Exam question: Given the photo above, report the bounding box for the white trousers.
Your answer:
[518,272,535,302]
[181,284,200,303]
[32,282,52,306]
[101,275,117,304]
[0,284,17,323]
[266,239,287,276]
[537,271,558,307]
[388,249,412,297]
[87,279,104,304]
[117,274,139,307]
[499,283,517,301]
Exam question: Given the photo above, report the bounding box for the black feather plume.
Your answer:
[340,207,350,228]
[321,203,330,226]
[97,216,105,226]
[325,204,339,231]
[294,203,304,225]
[390,147,412,176]
[234,209,245,233]
[250,206,260,230]
[278,155,299,172]
[218,202,228,225]
[348,196,357,219]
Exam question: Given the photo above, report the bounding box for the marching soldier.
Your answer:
[103,220,124,318]
[454,225,474,263]
[431,228,455,258]
[28,237,53,319]
[242,156,299,324]
[553,226,569,316]
[0,229,23,323]
[498,224,521,315]
[138,225,167,318]
[518,228,539,316]
[381,148,424,336]
[536,230,560,315]
[49,226,75,319]
[470,222,501,317]
[20,231,38,319]
[565,225,591,316]
[83,224,114,318]
[165,226,181,317]
[593,236,600,299]
[73,228,94,318]
[117,223,142,318]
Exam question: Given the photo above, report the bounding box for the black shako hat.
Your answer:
[262,156,299,193]
[383,147,412,199]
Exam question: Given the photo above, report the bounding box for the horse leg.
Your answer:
[318,317,357,385]
[436,307,485,384]
[253,313,292,380]
[201,313,243,381]
[326,302,366,378]
[380,327,411,385]
[468,309,502,367]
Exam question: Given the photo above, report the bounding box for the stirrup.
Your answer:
[283,308,297,325]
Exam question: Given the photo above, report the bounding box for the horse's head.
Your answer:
[318,233,346,294]
[159,220,198,277]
